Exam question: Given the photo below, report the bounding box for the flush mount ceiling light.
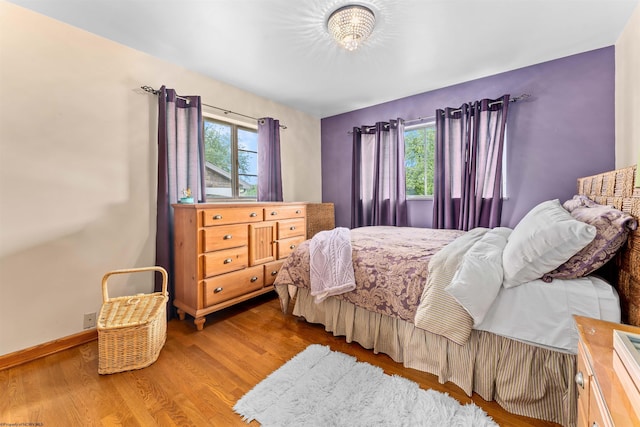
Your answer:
[327,4,376,51]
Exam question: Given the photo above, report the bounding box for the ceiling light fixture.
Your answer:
[327,4,376,51]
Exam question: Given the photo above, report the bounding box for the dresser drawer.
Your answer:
[203,246,248,277]
[203,266,264,307]
[589,380,614,427]
[576,342,592,426]
[201,224,248,252]
[278,218,305,239]
[264,259,285,286]
[277,235,305,259]
[264,205,306,221]
[202,207,262,226]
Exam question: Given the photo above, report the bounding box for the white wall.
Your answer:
[0,2,321,355]
[616,3,640,168]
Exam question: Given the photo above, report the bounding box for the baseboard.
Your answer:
[0,329,98,371]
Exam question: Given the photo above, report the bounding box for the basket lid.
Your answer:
[98,293,167,329]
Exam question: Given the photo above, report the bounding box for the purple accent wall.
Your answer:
[321,47,615,229]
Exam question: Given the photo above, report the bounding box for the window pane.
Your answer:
[238,128,258,152]
[405,124,435,196]
[238,174,257,198]
[238,150,257,176]
[204,120,233,198]
[238,128,258,198]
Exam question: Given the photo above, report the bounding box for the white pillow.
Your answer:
[446,227,511,326]
[502,199,596,288]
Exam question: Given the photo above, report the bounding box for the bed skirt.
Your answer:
[287,287,577,427]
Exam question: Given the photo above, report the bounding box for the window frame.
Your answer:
[202,113,258,202]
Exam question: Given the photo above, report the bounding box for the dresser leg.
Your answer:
[177,308,186,321]
[194,317,206,331]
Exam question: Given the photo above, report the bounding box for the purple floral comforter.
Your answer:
[274,226,465,323]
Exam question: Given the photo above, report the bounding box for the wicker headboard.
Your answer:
[577,165,640,326]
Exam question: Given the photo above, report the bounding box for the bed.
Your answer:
[273,165,640,427]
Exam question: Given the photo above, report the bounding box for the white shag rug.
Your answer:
[234,344,498,426]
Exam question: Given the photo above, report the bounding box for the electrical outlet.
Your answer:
[83,312,96,329]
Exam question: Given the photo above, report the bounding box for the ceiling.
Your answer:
[7,0,639,118]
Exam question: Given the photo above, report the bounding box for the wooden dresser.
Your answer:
[172,202,306,330]
[574,315,640,427]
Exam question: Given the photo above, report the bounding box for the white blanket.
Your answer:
[444,227,512,327]
[309,227,356,303]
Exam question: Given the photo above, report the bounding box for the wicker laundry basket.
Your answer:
[97,266,168,375]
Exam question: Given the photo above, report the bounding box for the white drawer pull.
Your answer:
[223,258,233,264]
[250,276,259,282]
[223,234,232,240]
[214,287,223,293]
[271,270,278,276]
[290,244,296,250]
[271,211,278,216]
[296,210,301,214]
[289,226,296,230]
[575,372,584,388]
[213,214,222,220]
[250,212,257,217]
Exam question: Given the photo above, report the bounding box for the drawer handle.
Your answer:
[271,270,278,276]
[250,212,257,217]
[250,276,258,282]
[214,287,223,294]
[296,210,301,214]
[223,234,233,240]
[289,226,296,230]
[290,244,296,250]
[270,211,278,216]
[591,423,599,427]
[575,372,584,388]
[213,214,223,220]
[223,258,233,264]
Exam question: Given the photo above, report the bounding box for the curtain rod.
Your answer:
[404,93,531,125]
[140,86,287,129]
[348,93,531,133]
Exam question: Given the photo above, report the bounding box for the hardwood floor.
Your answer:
[1,293,561,426]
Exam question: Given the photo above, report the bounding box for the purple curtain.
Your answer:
[433,95,509,230]
[257,117,283,202]
[155,86,205,315]
[351,119,408,228]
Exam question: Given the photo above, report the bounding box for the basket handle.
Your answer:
[101,266,168,303]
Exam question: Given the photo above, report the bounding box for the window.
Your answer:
[203,116,258,200]
[404,122,436,198]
